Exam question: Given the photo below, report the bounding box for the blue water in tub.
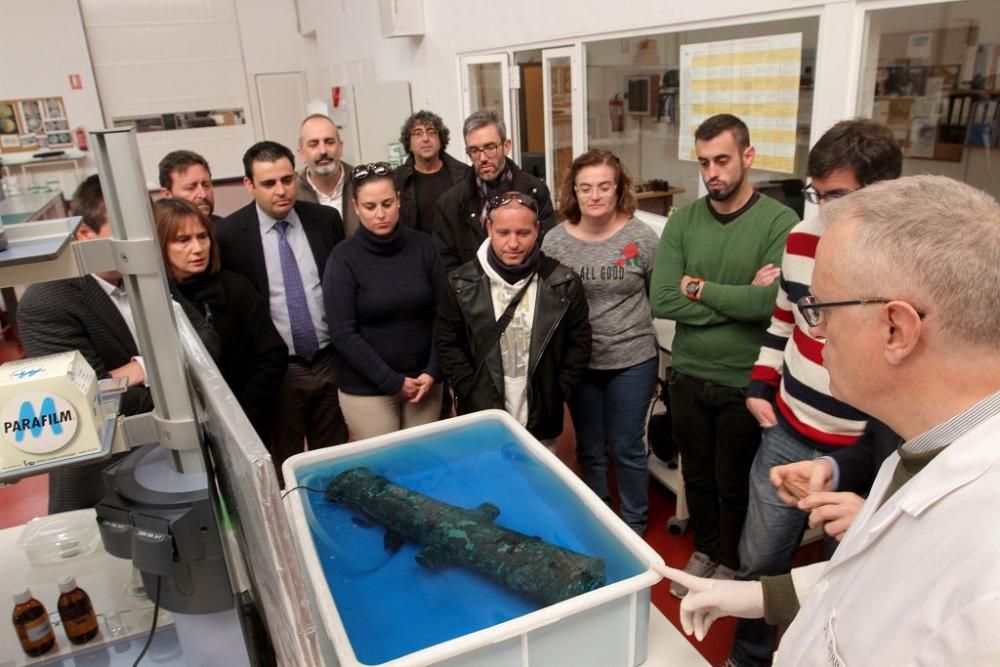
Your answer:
[294,418,646,665]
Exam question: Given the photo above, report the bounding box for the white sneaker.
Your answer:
[670,551,717,598]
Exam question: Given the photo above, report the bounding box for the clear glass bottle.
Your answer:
[57,576,99,644]
[11,586,56,656]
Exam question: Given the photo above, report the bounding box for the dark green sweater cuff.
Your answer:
[762,574,800,626]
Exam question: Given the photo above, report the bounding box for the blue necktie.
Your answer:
[274,221,319,361]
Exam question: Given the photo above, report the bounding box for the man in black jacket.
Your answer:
[433,110,555,272]
[215,141,347,480]
[393,110,469,235]
[436,191,590,444]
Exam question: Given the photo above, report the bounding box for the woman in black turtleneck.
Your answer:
[322,162,446,439]
[153,198,287,439]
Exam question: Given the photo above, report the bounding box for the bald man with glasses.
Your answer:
[432,109,555,272]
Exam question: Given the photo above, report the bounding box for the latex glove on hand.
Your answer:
[653,563,765,641]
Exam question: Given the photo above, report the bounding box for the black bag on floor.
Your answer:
[646,368,676,463]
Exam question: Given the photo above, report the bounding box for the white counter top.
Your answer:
[0,150,86,167]
[0,510,178,666]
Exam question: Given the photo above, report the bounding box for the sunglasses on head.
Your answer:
[350,162,392,183]
[486,191,539,214]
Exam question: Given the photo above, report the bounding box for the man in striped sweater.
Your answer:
[728,119,902,667]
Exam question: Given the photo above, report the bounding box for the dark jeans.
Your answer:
[730,421,820,666]
[668,370,761,570]
[271,348,347,485]
[569,356,658,534]
[729,421,867,667]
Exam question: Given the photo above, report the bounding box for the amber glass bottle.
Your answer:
[57,576,99,644]
[12,586,56,656]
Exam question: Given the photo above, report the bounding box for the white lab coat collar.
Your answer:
[827,412,1000,569]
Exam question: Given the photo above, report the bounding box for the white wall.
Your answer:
[0,0,103,174]
[79,0,256,183]
[294,0,1000,206]
[5,0,994,195]
[297,0,845,151]
[233,0,326,138]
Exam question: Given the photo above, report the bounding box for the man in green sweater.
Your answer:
[650,114,798,596]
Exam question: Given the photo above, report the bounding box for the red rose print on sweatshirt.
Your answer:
[615,242,640,267]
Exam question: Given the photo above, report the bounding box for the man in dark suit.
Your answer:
[18,175,219,513]
[433,109,555,272]
[215,141,347,481]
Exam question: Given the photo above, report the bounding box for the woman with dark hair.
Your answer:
[541,149,660,535]
[153,198,287,438]
[322,162,446,439]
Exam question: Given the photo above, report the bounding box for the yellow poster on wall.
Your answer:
[679,33,802,174]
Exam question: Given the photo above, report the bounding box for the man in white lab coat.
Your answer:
[659,175,1000,665]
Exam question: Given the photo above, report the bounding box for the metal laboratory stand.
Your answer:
[82,128,252,666]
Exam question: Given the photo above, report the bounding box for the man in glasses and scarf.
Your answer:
[433,110,555,272]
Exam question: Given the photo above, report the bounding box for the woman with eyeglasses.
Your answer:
[322,162,447,439]
[541,149,660,535]
[153,198,288,439]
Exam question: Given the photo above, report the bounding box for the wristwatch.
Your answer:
[685,278,704,300]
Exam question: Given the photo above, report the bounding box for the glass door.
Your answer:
[460,54,513,146]
[542,46,585,202]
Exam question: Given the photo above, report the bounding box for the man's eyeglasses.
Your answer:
[486,191,538,215]
[350,162,392,183]
[802,185,858,205]
[466,143,501,159]
[796,294,926,328]
[411,127,438,139]
[575,182,617,199]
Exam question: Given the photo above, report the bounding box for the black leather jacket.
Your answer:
[436,254,591,439]
[432,159,555,272]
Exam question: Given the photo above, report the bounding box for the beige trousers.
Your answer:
[339,385,444,441]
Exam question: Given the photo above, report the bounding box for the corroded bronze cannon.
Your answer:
[326,467,607,606]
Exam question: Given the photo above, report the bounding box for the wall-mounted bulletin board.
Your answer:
[679,33,803,173]
[0,96,73,153]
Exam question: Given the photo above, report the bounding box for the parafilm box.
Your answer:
[0,351,106,474]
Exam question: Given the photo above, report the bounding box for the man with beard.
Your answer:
[433,110,555,272]
[296,113,359,236]
[658,176,1000,665]
[158,150,220,221]
[650,114,798,595]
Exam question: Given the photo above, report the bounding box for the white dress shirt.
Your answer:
[92,274,147,383]
[306,170,345,218]
[256,204,330,355]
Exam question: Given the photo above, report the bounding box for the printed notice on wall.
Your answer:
[679,33,803,174]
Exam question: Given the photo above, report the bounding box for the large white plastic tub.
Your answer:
[283,410,664,667]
